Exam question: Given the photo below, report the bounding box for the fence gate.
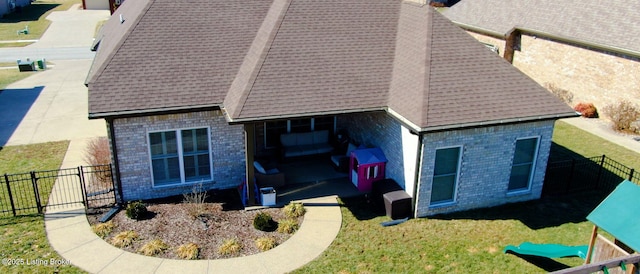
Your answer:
[1,165,116,217]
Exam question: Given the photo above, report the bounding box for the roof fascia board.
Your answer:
[417,112,579,133]
[452,21,640,59]
[224,107,387,124]
[89,104,220,120]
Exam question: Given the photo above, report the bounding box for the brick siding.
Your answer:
[416,120,555,217]
[338,112,555,217]
[111,110,245,201]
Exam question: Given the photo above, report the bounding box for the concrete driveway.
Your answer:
[0,4,110,147]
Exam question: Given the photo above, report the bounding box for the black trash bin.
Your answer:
[383,190,411,220]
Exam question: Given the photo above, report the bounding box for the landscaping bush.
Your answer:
[253,212,277,232]
[218,238,241,255]
[110,231,138,248]
[282,202,306,218]
[125,201,148,220]
[83,137,112,188]
[91,221,114,239]
[545,83,573,105]
[603,100,640,132]
[176,243,200,260]
[138,239,169,256]
[573,102,599,118]
[276,219,299,234]
[255,237,277,251]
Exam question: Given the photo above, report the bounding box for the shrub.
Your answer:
[218,238,241,255]
[176,243,200,260]
[253,212,276,232]
[110,231,138,248]
[255,237,277,251]
[574,102,599,118]
[545,83,573,105]
[83,137,112,188]
[276,218,299,234]
[91,221,114,238]
[282,202,306,218]
[138,239,169,256]
[125,201,148,220]
[603,100,640,132]
[183,183,209,219]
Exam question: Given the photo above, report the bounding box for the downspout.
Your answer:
[411,132,424,218]
[107,118,124,205]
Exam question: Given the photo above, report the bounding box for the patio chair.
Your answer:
[254,161,285,188]
[331,143,357,172]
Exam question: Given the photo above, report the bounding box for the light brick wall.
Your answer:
[415,120,555,217]
[467,31,640,110]
[111,110,245,201]
[337,111,408,189]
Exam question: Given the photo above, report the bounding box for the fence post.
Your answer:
[30,171,42,214]
[595,155,606,190]
[5,174,17,217]
[629,168,635,181]
[79,166,88,207]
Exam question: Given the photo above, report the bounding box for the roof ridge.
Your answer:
[422,7,434,128]
[86,0,154,86]
[223,0,293,121]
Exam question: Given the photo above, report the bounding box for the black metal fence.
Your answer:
[1,165,116,217]
[543,155,639,196]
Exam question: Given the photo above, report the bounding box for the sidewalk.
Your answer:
[560,117,640,155]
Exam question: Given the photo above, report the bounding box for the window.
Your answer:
[149,128,212,186]
[264,117,336,148]
[430,147,461,205]
[508,137,539,192]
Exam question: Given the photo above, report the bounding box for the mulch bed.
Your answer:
[86,189,302,260]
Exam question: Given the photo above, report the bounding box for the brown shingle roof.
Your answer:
[443,0,640,57]
[88,0,575,131]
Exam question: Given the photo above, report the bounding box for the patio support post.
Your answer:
[244,124,256,206]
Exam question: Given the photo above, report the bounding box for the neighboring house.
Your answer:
[86,0,575,217]
[443,0,640,109]
[0,0,31,18]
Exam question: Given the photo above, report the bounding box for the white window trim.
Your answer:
[507,136,540,195]
[147,127,214,188]
[429,145,463,207]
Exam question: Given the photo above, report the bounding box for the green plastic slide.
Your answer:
[503,242,588,259]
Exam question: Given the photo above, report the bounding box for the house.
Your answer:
[0,0,31,17]
[86,0,576,217]
[442,0,640,110]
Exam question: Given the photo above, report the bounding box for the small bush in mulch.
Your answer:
[574,102,599,118]
[125,201,148,220]
[218,238,242,255]
[83,137,112,188]
[276,219,299,234]
[110,231,138,248]
[91,221,114,239]
[603,100,640,132]
[255,237,277,251]
[139,239,169,256]
[253,212,277,232]
[176,243,200,260]
[282,202,306,218]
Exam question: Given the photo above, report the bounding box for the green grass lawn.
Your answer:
[0,141,85,274]
[0,68,36,90]
[296,119,636,273]
[0,0,80,47]
[552,120,640,170]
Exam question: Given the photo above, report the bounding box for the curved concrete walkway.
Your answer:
[45,196,341,274]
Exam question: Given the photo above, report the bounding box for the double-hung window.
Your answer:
[507,137,540,192]
[149,128,212,187]
[430,146,462,205]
